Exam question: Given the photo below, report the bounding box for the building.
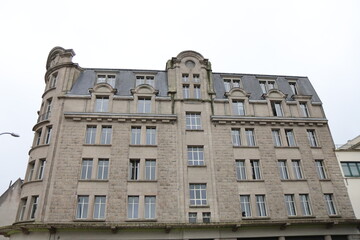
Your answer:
[0,47,359,240]
[0,179,23,240]
[336,135,360,219]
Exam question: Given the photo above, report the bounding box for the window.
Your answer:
[259,80,276,93]
[146,127,156,145]
[256,195,267,217]
[278,160,289,180]
[250,160,261,179]
[186,113,201,130]
[289,82,298,95]
[271,101,283,116]
[45,126,52,144]
[37,159,46,180]
[315,160,327,179]
[187,146,204,166]
[232,100,245,115]
[129,159,140,180]
[194,85,201,99]
[202,212,211,223]
[299,194,312,216]
[35,129,42,146]
[97,159,109,180]
[300,102,310,117]
[189,212,197,223]
[145,160,156,180]
[193,74,200,83]
[285,129,296,147]
[307,130,318,147]
[223,78,241,92]
[44,98,52,120]
[131,127,141,145]
[341,162,360,177]
[272,129,282,147]
[236,160,247,180]
[292,160,303,179]
[49,73,58,88]
[182,74,189,82]
[245,129,256,146]
[30,196,39,219]
[77,196,89,219]
[100,126,112,144]
[284,194,296,216]
[18,198,27,221]
[81,159,93,180]
[95,96,109,112]
[231,129,241,146]
[324,194,337,215]
[97,74,116,87]
[93,196,106,219]
[189,184,207,206]
[183,84,190,98]
[136,76,155,87]
[145,196,156,219]
[85,126,97,144]
[137,97,151,113]
[240,195,251,217]
[128,196,139,219]
[28,162,35,181]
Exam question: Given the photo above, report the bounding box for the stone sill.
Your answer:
[125,219,157,222]
[186,129,204,132]
[242,217,271,220]
[83,144,112,147]
[129,144,157,147]
[188,165,207,168]
[73,219,106,222]
[274,146,299,149]
[78,179,109,183]
[233,146,259,149]
[280,179,308,182]
[127,180,158,183]
[189,205,210,208]
[237,179,265,182]
[288,216,316,219]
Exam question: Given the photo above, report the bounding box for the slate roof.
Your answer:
[68,68,321,103]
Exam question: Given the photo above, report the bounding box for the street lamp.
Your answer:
[0,132,20,137]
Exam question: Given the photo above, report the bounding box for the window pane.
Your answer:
[300,194,312,216]
[145,196,156,219]
[128,196,139,219]
[316,160,327,179]
[251,160,261,179]
[81,159,93,180]
[95,97,109,112]
[292,160,303,179]
[236,160,247,180]
[183,85,190,98]
[272,130,281,147]
[97,159,109,180]
[231,129,241,146]
[240,195,251,217]
[186,113,201,130]
[245,129,255,146]
[131,127,141,145]
[77,196,89,219]
[284,194,296,216]
[85,126,97,144]
[100,126,112,144]
[145,160,156,180]
[146,127,156,145]
[285,129,296,147]
[256,195,267,217]
[94,196,106,219]
[129,160,140,180]
[324,194,337,215]
[138,98,151,113]
[278,160,289,180]
[189,184,207,206]
[187,146,204,166]
[232,100,245,115]
[194,85,201,99]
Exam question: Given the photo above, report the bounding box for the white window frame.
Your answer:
[183,84,190,99]
[37,159,46,180]
[137,97,151,113]
[307,129,318,147]
[100,126,112,144]
[81,159,93,180]
[232,100,245,115]
[315,160,327,179]
[93,196,106,219]
[299,194,312,216]
[129,159,140,180]
[324,194,337,215]
[131,127,141,145]
[271,101,284,117]
[30,196,39,219]
[231,128,241,146]
[136,75,155,87]
[194,85,201,99]
[128,196,139,219]
[145,159,156,180]
[245,129,256,146]
[284,194,296,216]
[146,127,156,145]
[278,160,289,180]
[255,195,267,217]
[85,126,97,144]
[236,160,247,180]
[144,196,156,219]
[285,129,296,147]
[97,159,109,180]
[292,160,303,179]
[95,96,109,112]
[45,126,52,144]
[272,129,282,147]
[186,113,202,130]
[250,160,261,180]
[187,146,204,166]
[97,74,116,87]
[189,184,207,206]
[300,102,310,117]
[240,195,251,217]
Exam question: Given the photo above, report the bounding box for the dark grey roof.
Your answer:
[69,68,321,102]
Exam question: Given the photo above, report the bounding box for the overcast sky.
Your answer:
[1,0,359,194]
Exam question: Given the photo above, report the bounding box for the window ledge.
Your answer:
[237,179,264,182]
[233,146,258,148]
[288,216,316,219]
[274,146,299,149]
[186,129,204,132]
[83,144,112,147]
[29,144,50,154]
[22,180,43,186]
[280,179,307,182]
[188,165,207,168]
[319,179,331,182]
[73,219,106,222]
[129,144,158,147]
[125,219,157,222]
[14,219,35,224]
[310,146,322,149]
[329,215,342,218]
[127,180,158,183]
[242,217,271,220]
[78,179,109,182]
[189,205,210,208]
[42,87,56,97]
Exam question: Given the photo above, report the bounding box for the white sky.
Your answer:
[0,0,359,194]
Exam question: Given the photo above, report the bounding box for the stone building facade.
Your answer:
[336,135,360,219]
[0,47,359,239]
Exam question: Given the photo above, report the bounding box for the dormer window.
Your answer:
[259,80,276,93]
[97,74,116,88]
[223,78,241,92]
[136,76,155,88]
[289,82,298,95]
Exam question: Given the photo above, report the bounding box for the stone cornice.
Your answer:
[211,115,328,126]
[1,218,359,236]
[64,112,177,123]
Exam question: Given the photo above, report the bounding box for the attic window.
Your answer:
[136,76,155,88]
[97,74,116,88]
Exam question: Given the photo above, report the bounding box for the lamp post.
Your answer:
[0,132,20,137]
